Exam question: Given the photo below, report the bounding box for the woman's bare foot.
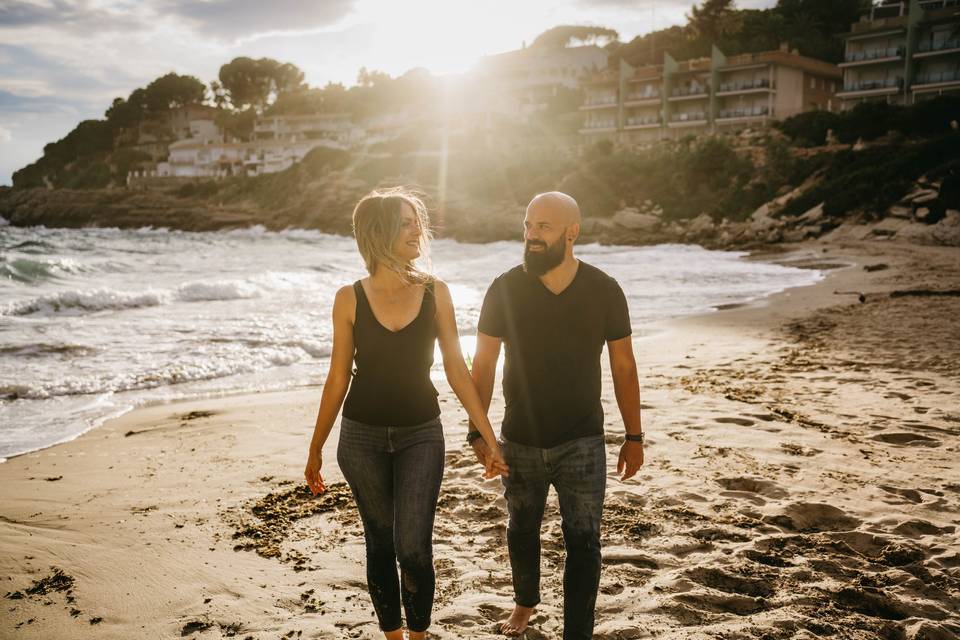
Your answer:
[500,605,535,636]
[407,630,426,640]
[383,629,404,640]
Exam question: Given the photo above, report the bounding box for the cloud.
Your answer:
[165,0,356,41]
[0,126,11,142]
[0,0,146,33]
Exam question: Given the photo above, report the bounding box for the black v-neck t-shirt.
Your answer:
[477,260,631,448]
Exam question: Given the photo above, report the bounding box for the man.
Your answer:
[467,192,645,639]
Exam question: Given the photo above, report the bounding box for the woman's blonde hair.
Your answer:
[352,187,433,284]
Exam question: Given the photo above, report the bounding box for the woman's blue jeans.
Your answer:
[336,415,445,633]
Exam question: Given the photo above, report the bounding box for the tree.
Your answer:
[687,0,743,43]
[218,57,305,112]
[530,25,619,49]
[105,88,148,129]
[143,72,206,111]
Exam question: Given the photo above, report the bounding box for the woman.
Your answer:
[304,187,507,640]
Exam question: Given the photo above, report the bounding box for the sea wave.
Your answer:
[0,256,91,283]
[0,344,310,400]
[1,278,265,316]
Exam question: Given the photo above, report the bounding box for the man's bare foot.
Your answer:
[500,605,535,636]
[383,628,403,640]
[407,630,426,640]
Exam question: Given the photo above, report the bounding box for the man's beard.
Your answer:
[523,236,565,276]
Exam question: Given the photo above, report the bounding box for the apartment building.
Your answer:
[838,0,960,108]
[254,113,361,147]
[581,45,841,144]
[476,44,609,116]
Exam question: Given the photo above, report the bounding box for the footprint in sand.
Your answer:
[715,417,755,427]
[672,591,767,616]
[870,432,941,447]
[883,391,912,400]
[717,477,788,500]
[684,566,774,598]
[879,485,925,504]
[763,502,860,532]
[891,520,955,538]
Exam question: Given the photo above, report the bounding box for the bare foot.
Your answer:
[383,628,404,640]
[407,630,426,640]
[500,605,535,636]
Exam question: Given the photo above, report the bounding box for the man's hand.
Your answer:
[617,441,644,481]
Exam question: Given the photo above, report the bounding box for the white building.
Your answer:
[254,113,362,146]
[473,44,610,115]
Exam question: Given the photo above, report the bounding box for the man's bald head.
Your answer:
[526,192,581,226]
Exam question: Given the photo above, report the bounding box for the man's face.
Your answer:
[523,206,568,276]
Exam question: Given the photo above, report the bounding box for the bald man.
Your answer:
[466,192,645,639]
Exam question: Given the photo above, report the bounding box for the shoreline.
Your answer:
[0,240,822,464]
[2,238,958,638]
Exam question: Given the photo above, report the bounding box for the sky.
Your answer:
[0,0,776,186]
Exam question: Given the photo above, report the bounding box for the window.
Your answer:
[810,76,816,89]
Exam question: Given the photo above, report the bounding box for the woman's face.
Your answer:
[392,202,422,262]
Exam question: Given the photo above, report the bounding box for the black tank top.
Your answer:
[342,279,441,427]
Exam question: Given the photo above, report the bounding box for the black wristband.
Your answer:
[625,432,644,443]
[466,430,484,444]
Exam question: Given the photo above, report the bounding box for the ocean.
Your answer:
[0,224,822,461]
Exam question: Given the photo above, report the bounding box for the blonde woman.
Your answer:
[304,187,507,640]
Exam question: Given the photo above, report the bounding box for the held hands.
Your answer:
[304,448,325,495]
[470,438,510,479]
[617,440,644,481]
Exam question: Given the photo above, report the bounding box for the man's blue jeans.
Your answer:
[500,433,606,640]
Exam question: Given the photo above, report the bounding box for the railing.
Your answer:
[917,38,960,53]
[624,116,660,126]
[625,90,661,101]
[841,77,903,92]
[584,95,617,106]
[914,69,960,85]
[669,112,707,122]
[582,121,617,130]
[844,46,903,62]
[718,106,770,119]
[671,85,709,97]
[718,78,772,92]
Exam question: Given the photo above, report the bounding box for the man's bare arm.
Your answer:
[608,335,644,480]
[469,332,502,464]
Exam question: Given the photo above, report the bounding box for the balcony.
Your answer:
[915,38,960,58]
[912,69,960,88]
[717,106,771,121]
[716,78,774,96]
[837,77,903,97]
[624,116,661,129]
[624,89,661,105]
[668,112,708,127]
[669,85,710,101]
[579,121,617,133]
[839,46,904,67]
[580,95,618,110]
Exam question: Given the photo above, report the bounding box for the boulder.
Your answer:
[688,213,715,235]
[612,208,660,231]
[888,205,912,219]
[798,202,824,224]
[910,190,940,206]
[915,205,946,225]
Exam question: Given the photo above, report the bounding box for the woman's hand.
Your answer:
[482,443,510,480]
[304,449,325,495]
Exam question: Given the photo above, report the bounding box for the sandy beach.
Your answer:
[2,238,958,639]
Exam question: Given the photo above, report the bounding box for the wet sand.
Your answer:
[1,239,959,639]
